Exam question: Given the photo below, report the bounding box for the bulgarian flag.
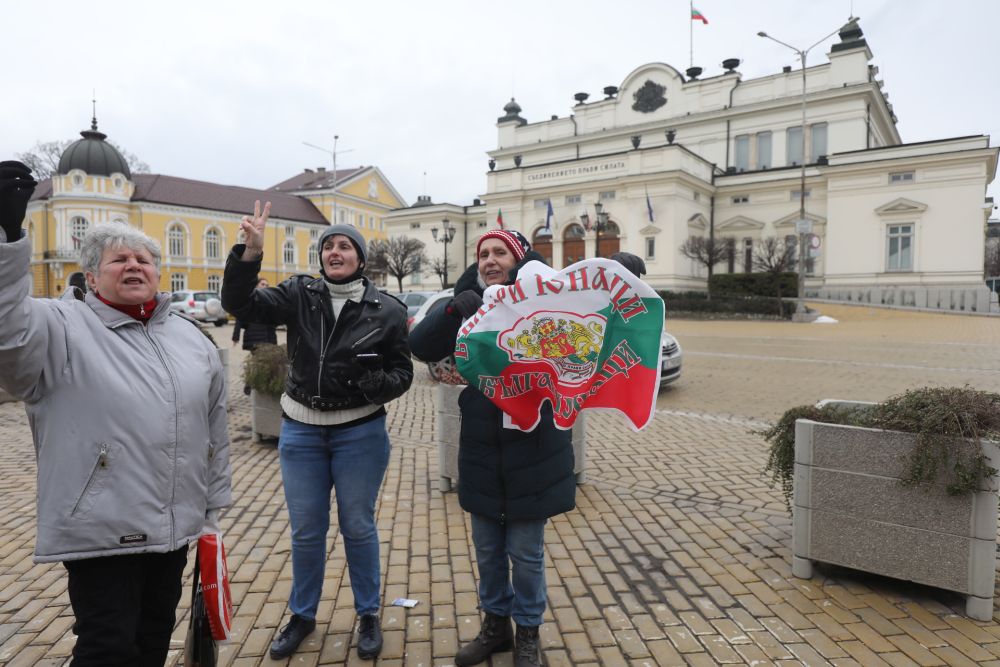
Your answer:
[496,208,504,229]
[691,6,708,24]
[454,258,664,431]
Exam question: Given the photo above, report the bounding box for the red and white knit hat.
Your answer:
[476,229,530,262]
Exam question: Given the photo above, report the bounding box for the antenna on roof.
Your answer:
[303,134,354,225]
[91,89,98,131]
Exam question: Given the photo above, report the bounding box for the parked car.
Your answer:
[169,290,229,326]
[660,331,683,386]
[395,290,438,319]
[407,288,453,331]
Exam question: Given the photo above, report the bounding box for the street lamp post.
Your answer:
[593,201,610,258]
[431,218,456,287]
[757,24,841,319]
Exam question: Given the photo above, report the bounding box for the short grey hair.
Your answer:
[79,223,162,275]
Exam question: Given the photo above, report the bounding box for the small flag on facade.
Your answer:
[545,200,554,232]
[645,192,655,223]
[497,208,504,229]
[691,6,708,24]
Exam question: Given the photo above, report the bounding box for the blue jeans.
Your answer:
[278,416,390,618]
[470,514,547,627]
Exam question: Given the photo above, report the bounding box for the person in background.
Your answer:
[232,277,279,394]
[609,250,647,277]
[0,160,231,667]
[65,271,88,301]
[222,201,413,662]
[408,229,575,667]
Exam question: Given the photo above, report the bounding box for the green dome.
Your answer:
[58,121,131,179]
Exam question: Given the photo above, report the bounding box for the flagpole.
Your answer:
[689,0,694,68]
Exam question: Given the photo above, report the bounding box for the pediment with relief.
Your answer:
[687,213,708,230]
[716,215,765,232]
[774,211,826,229]
[875,197,928,217]
[639,224,661,235]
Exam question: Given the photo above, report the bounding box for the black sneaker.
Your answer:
[269,614,316,660]
[357,614,383,660]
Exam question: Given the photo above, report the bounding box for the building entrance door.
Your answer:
[563,223,585,267]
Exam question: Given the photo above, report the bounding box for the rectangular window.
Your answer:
[357,212,364,226]
[810,123,828,163]
[207,275,222,293]
[890,171,915,184]
[285,225,294,237]
[786,126,803,166]
[477,221,487,228]
[734,135,750,172]
[410,223,421,229]
[170,273,187,292]
[337,209,347,224]
[410,260,422,284]
[645,237,655,259]
[693,191,700,201]
[599,190,616,201]
[534,199,548,208]
[743,238,753,273]
[887,224,913,271]
[731,195,749,205]
[726,238,736,273]
[565,194,581,205]
[756,131,772,169]
[369,215,375,229]
[310,229,319,239]
[790,190,812,200]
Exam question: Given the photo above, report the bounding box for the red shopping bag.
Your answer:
[197,533,234,643]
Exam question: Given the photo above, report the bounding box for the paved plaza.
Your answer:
[0,304,999,666]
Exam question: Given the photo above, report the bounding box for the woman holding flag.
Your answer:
[409,229,575,667]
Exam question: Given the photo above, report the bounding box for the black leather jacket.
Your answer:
[222,245,413,410]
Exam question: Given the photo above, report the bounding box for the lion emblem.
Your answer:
[500,312,606,385]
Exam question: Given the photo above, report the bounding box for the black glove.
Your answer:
[446,291,483,319]
[609,251,647,277]
[357,369,386,399]
[0,161,37,242]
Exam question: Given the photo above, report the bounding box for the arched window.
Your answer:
[167,224,186,258]
[283,240,296,265]
[597,220,621,257]
[70,217,90,250]
[532,228,553,266]
[562,223,585,267]
[205,228,221,260]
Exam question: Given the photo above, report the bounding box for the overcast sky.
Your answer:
[3,0,997,211]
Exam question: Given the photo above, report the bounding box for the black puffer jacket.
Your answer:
[409,252,576,522]
[232,319,277,350]
[222,245,413,409]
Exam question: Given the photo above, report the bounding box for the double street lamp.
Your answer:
[757,24,841,318]
[431,218,456,287]
[594,202,611,258]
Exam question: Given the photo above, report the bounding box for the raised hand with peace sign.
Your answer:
[239,199,271,261]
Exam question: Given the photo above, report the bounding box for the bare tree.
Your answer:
[17,139,150,179]
[679,235,731,298]
[367,237,428,293]
[986,237,1000,278]
[753,236,797,315]
[430,257,451,288]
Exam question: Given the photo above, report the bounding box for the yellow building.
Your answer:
[24,120,406,297]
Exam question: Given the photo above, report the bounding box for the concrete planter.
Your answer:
[250,390,282,443]
[436,383,587,492]
[792,401,1000,620]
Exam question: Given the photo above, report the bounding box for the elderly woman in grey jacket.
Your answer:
[0,160,231,667]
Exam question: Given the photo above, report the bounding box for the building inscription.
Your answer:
[526,160,627,183]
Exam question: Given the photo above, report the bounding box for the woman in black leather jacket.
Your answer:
[222,202,412,662]
[409,229,574,667]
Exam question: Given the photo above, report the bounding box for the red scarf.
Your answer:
[95,293,158,322]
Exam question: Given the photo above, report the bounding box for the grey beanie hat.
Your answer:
[317,224,367,267]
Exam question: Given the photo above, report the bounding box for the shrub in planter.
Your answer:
[762,386,1000,510]
[710,271,798,297]
[243,344,287,443]
[761,387,1000,620]
[242,344,288,398]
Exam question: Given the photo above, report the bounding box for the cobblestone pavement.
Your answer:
[0,306,999,666]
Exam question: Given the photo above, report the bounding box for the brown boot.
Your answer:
[514,624,542,667]
[455,612,513,666]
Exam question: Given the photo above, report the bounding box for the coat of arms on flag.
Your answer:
[454,258,664,431]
